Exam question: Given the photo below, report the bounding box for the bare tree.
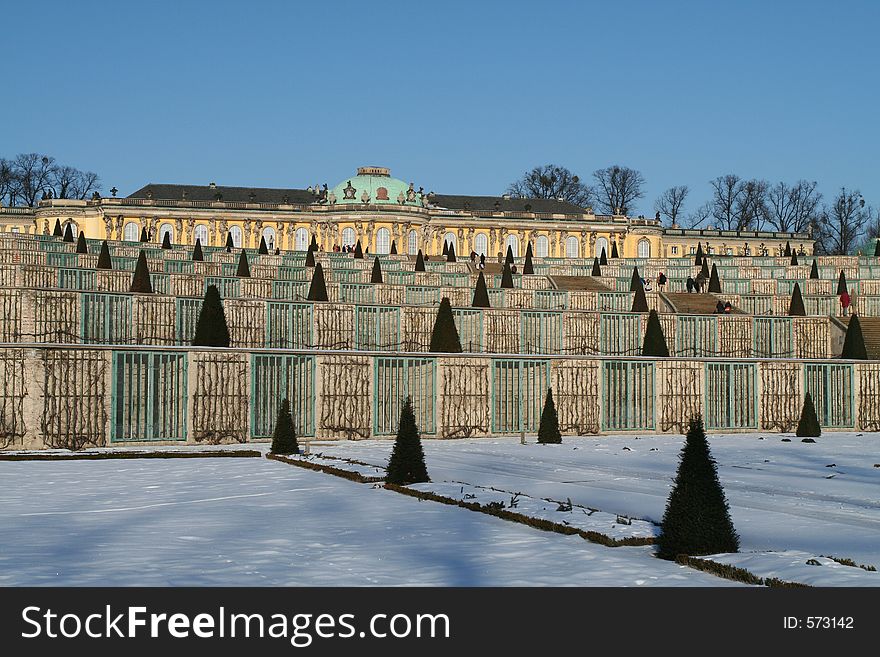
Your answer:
[708,174,768,231]
[815,188,873,255]
[506,164,594,208]
[592,165,645,215]
[13,153,55,207]
[685,201,712,228]
[654,185,689,225]
[735,179,769,230]
[50,165,100,199]
[764,180,822,233]
[0,158,15,206]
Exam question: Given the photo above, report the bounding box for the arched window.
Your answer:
[262,227,276,251]
[505,234,519,257]
[535,235,549,258]
[194,224,209,246]
[159,223,174,244]
[408,230,419,255]
[229,226,242,248]
[444,232,457,250]
[375,227,391,254]
[595,237,609,258]
[294,227,309,251]
[474,233,488,256]
[123,222,140,242]
[565,236,579,258]
[637,239,650,258]
[341,227,356,248]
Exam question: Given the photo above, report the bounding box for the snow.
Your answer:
[311,432,880,571]
[0,456,738,587]
[703,552,879,587]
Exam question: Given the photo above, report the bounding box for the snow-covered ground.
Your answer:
[0,456,739,586]
[312,432,880,571]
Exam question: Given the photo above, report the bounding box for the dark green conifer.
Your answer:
[429,297,462,353]
[306,262,328,301]
[270,398,300,455]
[305,246,315,267]
[97,240,112,269]
[192,284,230,347]
[537,388,562,444]
[63,223,74,242]
[795,393,821,438]
[310,234,318,252]
[53,218,63,237]
[442,241,449,256]
[836,270,848,295]
[76,231,88,253]
[370,256,383,284]
[236,249,250,277]
[700,259,710,280]
[599,247,608,266]
[472,271,491,308]
[415,250,426,272]
[657,416,739,560]
[591,257,601,276]
[225,232,233,252]
[788,282,806,316]
[642,309,669,356]
[447,241,457,263]
[385,397,430,485]
[631,281,649,312]
[141,226,149,243]
[790,252,798,266]
[161,231,172,249]
[258,235,268,254]
[809,260,819,279]
[611,241,619,259]
[629,266,642,292]
[130,250,153,293]
[523,242,534,274]
[505,244,514,265]
[193,238,204,261]
[874,239,880,257]
[841,315,868,360]
[390,241,397,255]
[784,241,792,257]
[694,243,704,266]
[353,240,364,259]
[708,263,722,293]
[500,260,514,289]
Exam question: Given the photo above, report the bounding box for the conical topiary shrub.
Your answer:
[632,281,649,312]
[788,282,806,316]
[130,250,153,293]
[842,315,868,360]
[161,231,172,249]
[385,397,430,485]
[429,297,462,353]
[537,388,562,444]
[472,271,491,308]
[236,249,250,277]
[192,284,230,347]
[307,263,328,301]
[270,398,300,455]
[97,240,112,269]
[708,263,721,293]
[414,250,426,272]
[837,270,848,295]
[505,244,514,265]
[795,393,821,438]
[610,241,619,259]
[258,235,268,255]
[523,242,534,274]
[700,259,710,280]
[305,246,316,268]
[875,239,880,257]
[310,234,318,252]
[629,266,642,292]
[63,223,74,242]
[790,252,798,266]
[447,241,457,263]
[694,243,704,266]
[76,231,88,254]
[784,241,792,257]
[809,260,819,279]
[591,257,601,276]
[225,232,233,252]
[53,218,63,237]
[656,416,739,560]
[599,247,608,266]
[390,240,397,255]
[193,238,204,262]
[141,226,149,243]
[642,309,669,356]
[442,240,449,256]
[353,240,363,259]
[370,256,383,284]
[500,261,514,289]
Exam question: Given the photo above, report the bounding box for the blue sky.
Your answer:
[2,0,878,216]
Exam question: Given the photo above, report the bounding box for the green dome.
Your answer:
[329,167,423,206]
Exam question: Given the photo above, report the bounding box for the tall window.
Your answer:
[123,222,140,242]
[229,226,242,248]
[565,236,579,258]
[444,232,457,250]
[505,234,519,257]
[194,224,208,246]
[341,227,356,248]
[535,235,549,258]
[474,233,488,256]
[595,236,608,258]
[638,239,650,258]
[262,226,276,251]
[408,229,419,255]
[294,227,309,251]
[159,223,174,244]
[375,227,391,254]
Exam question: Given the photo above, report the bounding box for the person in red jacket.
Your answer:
[840,290,851,316]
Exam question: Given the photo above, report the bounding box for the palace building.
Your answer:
[3,166,812,258]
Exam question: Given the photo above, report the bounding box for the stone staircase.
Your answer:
[661,292,740,314]
[839,316,880,357]
[550,275,612,292]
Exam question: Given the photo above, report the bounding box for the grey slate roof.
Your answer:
[128,183,315,204]
[430,194,586,215]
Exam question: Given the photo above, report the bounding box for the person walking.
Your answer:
[840,290,851,316]
[657,271,667,292]
[686,276,695,293]
[695,271,707,293]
